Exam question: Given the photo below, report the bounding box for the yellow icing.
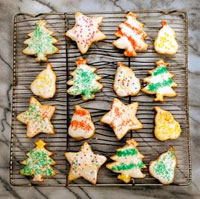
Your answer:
[35,140,46,148]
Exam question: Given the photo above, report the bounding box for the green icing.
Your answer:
[27,23,56,57]
[21,148,55,177]
[111,162,145,171]
[146,66,174,92]
[153,66,168,76]
[147,78,173,92]
[69,67,101,100]
[117,148,138,157]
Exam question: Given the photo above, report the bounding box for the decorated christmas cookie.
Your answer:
[106,139,146,183]
[100,98,143,140]
[154,107,181,141]
[68,105,95,139]
[31,63,56,99]
[149,147,177,185]
[142,59,177,102]
[65,142,107,184]
[22,20,59,62]
[113,12,148,57]
[17,97,55,138]
[20,139,56,182]
[67,58,103,101]
[114,62,141,97]
[65,12,107,54]
[154,21,178,56]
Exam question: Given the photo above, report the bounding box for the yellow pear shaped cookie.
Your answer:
[154,21,178,56]
[31,63,56,99]
[154,107,181,141]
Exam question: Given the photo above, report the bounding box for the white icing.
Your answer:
[65,142,107,184]
[68,106,95,139]
[114,64,141,97]
[154,23,178,55]
[148,72,170,84]
[113,12,148,56]
[157,86,175,95]
[31,64,56,99]
[120,23,147,50]
[101,99,142,140]
[66,12,106,53]
[113,36,131,50]
[126,17,142,29]
[150,149,176,184]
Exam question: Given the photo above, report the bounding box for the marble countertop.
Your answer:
[0,0,200,198]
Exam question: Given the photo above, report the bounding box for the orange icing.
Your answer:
[75,109,87,116]
[71,120,92,131]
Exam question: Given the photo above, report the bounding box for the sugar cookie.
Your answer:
[106,138,146,183]
[65,142,107,184]
[20,139,56,182]
[142,59,177,102]
[100,98,143,140]
[66,12,106,54]
[68,105,95,139]
[114,62,141,97]
[17,97,55,138]
[67,57,103,101]
[154,107,181,141]
[22,20,59,62]
[149,147,177,185]
[31,63,56,99]
[154,21,178,56]
[113,12,148,57]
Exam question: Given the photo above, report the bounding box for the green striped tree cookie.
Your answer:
[106,139,146,183]
[142,59,177,102]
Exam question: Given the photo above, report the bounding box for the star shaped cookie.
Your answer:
[65,142,107,184]
[17,96,56,138]
[101,98,143,140]
[65,12,107,54]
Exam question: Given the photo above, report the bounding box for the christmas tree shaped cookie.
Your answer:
[106,139,146,183]
[114,62,141,97]
[101,98,143,140]
[17,97,55,138]
[20,139,56,182]
[31,63,56,99]
[113,12,148,57]
[142,59,177,102]
[67,58,103,101]
[68,105,95,139]
[22,20,59,62]
[154,21,178,56]
[154,107,181,141]
[65,12,107,54]
[65,142,107,184]
[149,147,177,185]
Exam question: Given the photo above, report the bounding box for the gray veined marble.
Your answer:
[0,0,200,198]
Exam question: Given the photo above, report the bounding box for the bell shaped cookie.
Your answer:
[31,63,56,99]
[114,62,141,97]
[154,21,178,56]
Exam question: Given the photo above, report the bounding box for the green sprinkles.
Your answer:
[153,150,175,183]
[25,21,57,58]
[147,78,173,92]
[111,162,145,171]
[116,148,138,157]
[153,66,168,76]
[20,102,49,130]
[68,66,102,100]
[20,148,55,178]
